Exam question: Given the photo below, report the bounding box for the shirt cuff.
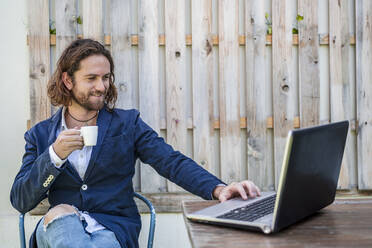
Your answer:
[49,145,67,168]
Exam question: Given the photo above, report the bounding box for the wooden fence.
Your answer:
[27,0,372,211]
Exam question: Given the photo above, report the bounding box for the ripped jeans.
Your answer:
[36,213,122,248]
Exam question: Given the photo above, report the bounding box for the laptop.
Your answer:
[187,120,349,234]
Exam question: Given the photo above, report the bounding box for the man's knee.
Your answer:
[44,204,78,226]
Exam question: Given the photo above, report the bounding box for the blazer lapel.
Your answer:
[84,107,112,181]
[47,108,63,146]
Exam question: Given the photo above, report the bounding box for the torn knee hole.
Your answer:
[43,204,78,230]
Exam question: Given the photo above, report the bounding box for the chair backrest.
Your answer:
[19,192,156,248]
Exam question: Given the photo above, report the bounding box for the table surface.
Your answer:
[182,198,372,248]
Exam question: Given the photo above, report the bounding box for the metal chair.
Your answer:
[19,192,156,248]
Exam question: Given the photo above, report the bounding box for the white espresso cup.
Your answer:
[80,126,98,146]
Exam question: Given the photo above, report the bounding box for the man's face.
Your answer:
[70,54,111,111]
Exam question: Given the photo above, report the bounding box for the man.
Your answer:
[10,39,260,248]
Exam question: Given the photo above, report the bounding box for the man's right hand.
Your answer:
[52,128,84,160]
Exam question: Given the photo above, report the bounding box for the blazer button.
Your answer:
[81,184,88,191]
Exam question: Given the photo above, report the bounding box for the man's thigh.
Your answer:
[36,214,120,248]
[91,229,122,248]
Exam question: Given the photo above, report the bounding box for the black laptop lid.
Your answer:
[273,121,349,232]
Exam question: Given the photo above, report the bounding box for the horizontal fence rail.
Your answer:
[28,34,357,46]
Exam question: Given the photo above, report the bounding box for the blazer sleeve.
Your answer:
[10,130,64,213]
[133,110,224,200]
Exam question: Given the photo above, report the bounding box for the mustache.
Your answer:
[90,90,107,97]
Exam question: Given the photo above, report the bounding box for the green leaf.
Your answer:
[296,14,304,22]
[267,27,272,35]
[50,28,56,35]
[265,12,269,19]
[77,16,82,24]
[292,28,298,34]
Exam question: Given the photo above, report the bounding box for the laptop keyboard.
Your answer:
[217,194,276,222]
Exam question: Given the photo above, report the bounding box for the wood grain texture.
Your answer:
[356,0,372,190]
[191,0,214,175]
[329,0,354,190]
[298,0,319,128]
[46,33,357,47]
[138,0,166,193]
[30,193,201,215]
[246,0,272,190]
[111,0,135,109]
[54,0,77,114]
[165,0,188,192]
[28,0,51,126]
[82,0,103,42]
[272,0,295,188]
[183,199,372,248]
[218,0,241,184]
[55,0,77,57]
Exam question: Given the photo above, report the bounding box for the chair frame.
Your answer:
[19,192,156,248]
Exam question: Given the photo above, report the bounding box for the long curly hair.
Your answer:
[47,39,117,111]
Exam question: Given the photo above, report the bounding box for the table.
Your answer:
[182,199,372,248]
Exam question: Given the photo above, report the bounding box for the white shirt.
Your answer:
[49,107,105,233]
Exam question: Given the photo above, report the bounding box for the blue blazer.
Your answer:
[10,107,224,248]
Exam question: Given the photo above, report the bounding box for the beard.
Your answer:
[71,88,107,111]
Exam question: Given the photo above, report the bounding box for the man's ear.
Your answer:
[62,72,73,90]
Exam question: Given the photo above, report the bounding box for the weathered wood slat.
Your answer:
[165,0,187,192]
[329,0,354,190]
[191,0,214,174]
[29,193,202,215]
[54,0,77,115]
[219,0,241,183]
[82,0,103,43]
[272,0,295,188]
[46,34,357,46]
[55,0,77,58]
[111,0,135,110]
[138,0,166,193]
[298,0,319,128]
[28,0,51,126]
[158,116,302,130]
[246,0,273,190]
[356,0,372,190]
[135,193,202,213]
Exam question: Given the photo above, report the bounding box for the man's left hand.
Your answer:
[213,181,261,202]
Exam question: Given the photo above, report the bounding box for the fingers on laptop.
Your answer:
[242,180,261,198]
[219,181,261,202]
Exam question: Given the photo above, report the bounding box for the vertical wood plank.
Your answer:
[55,0,77,59]
[191,0,214,174]
[165,0,188,192]
[138,0,166,193]
[219,0,241,183]
[111,1,135,110]
[82,0,103,43]
[329,0,353,189]
[356,0,372,190]
[111,0,140,191]
[28,0,51,126]
[272,0,295,188]
[246,0,272,190]
[54,0,77,115]
[298,0,319,128]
